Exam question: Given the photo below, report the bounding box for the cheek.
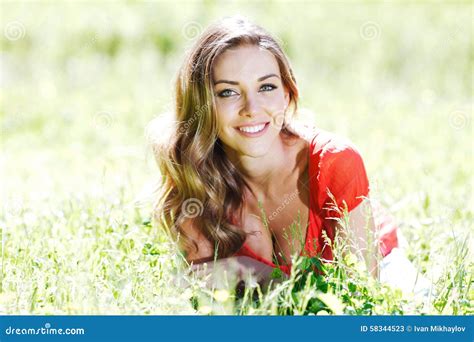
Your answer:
[216,98,240,113]
[215,99,242,123]
[215,107,235,137]
[262,92,287,113]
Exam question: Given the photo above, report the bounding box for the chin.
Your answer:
[238,138,276,157]
[220,130,280,157]
[240,146,271,158]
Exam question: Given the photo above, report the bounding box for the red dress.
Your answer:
[234,128,398,275]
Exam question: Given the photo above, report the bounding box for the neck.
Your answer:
[225,136,296,200]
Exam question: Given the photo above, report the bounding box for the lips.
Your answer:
[238,123,266,133]
[235,122,270,137]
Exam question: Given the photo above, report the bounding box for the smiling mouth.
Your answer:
[238,123,266,133]
[235,122,270,137]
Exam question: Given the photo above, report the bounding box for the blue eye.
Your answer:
[260,84,277,92]
[218,89,238,97]
[216,84,277,98]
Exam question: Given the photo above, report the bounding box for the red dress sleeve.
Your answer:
[309,130,398,258]
[315,136,370,219]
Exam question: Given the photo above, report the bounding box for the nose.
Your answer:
[239,93,261,117]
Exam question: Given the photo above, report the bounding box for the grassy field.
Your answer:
[0,1,472,315]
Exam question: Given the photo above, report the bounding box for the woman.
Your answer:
[152,16,399,289]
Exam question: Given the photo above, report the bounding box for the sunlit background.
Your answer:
[1,1,472,314]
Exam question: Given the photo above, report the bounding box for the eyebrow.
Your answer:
[213,73,280,85]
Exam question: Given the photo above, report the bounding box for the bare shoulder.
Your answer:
[310,128,359,156]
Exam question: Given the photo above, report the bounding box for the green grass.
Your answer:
[0,1,472,315]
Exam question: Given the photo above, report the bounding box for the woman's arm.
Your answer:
[344,198,380,278]
[181,219,286,289]
[180,219,214,262]
[190,256,287,290]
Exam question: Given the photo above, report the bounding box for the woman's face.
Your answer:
[212,44,290,159]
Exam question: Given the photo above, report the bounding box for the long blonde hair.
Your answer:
[152,16,300,260]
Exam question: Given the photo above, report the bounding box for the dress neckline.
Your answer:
[239,136,314,269]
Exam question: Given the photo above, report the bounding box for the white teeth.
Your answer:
[238,124,266,134]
